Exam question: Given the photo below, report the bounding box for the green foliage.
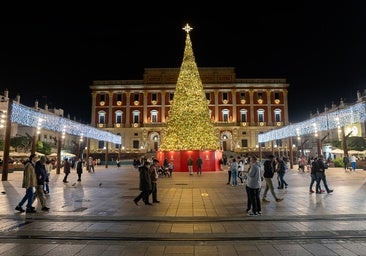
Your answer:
[10,136,30,149]
[333,157,344,167]
[36,141,52,155]
[330,137,366,151]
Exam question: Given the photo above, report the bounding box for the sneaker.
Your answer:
[276,198,284,202]
[153,200,160,203]
[247,211,257,216]
[15,205,25,213]
[262,198,270,203]
[327,190,334,193]
[41,207,50,211]
[257,211,262,215]
[309,190,314,193]
[26,208,36,213]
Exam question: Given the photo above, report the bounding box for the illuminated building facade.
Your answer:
[89,67,290,155]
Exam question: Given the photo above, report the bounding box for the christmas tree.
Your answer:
[159,24,219,151]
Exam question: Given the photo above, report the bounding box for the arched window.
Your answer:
[240,109,247,122]
[132,110,140,123]
[222,109,230,122]
[98,111,106,124]
[115,110,123,124]
[151,110,158,123]
[274,109,282,122]
[257,109,265,122]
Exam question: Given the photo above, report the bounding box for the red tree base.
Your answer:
[156,150,222,172]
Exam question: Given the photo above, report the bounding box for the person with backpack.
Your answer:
[262,155,283,202]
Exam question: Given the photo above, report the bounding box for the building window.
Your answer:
[257,109,264,122]
[223,92,228,101]
[240,92,246,100]
[98,141,104,149]
[151,110,158,123]
[115,110,122,123]
[274,92,280,100]
[132,110,140,123]
[133,140,139,149]
[133,93,139,102]
[98,111,106,124]
[222,109,229,122]
[242,132,247,135]
[117,94,122,102]
[274,109,281,122]
[206,93,210,101]
[241,139,248,147]
[169,93,174,101]
[240,109,247,122]
[152,93,157,101]
[100,94,105,102]
[257,92,263,100]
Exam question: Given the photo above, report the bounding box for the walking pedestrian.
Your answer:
[149,159,160,203]
[33,156,50,211]
[276,157,288,189]
[63,158,71,183]
[44,159,53,194]
[230,158,238,186]
[133,161,152,205]
[76,158,83,182]
[315,155,334,194]
[15,154,37,213]
[187,156,193,175]
[262,155,283,202]
[196,156,203,175]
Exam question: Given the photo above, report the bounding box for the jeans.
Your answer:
[316,172,331,192]
[278,172,288,188]
[248,187,261,213]
[231,169,238,186]
[44,173,50,193]
[18,187,34,209]
[150,182,158,201]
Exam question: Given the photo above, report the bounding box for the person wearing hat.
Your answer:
[133,160,152,206]
[149,159,160,203]
[33,156,50,211]
[15,154,37,213]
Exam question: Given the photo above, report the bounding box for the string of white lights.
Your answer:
[10,102,121,144]
[258,101,366,143]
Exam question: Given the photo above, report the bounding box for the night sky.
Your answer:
[1,2,365,124]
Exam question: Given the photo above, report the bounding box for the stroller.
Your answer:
[157,166,170,177]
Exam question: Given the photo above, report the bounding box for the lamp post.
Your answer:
[1,98,11,181]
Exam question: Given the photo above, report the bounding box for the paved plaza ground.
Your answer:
[1,163,366,255]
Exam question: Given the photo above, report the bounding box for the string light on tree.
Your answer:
[159,23,219,151]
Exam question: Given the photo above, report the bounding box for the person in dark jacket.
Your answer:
[133,161,152,205]
[315,155,333,194]
[262,155,283,202]
[33,156,50,211]
[76,158,83,182]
